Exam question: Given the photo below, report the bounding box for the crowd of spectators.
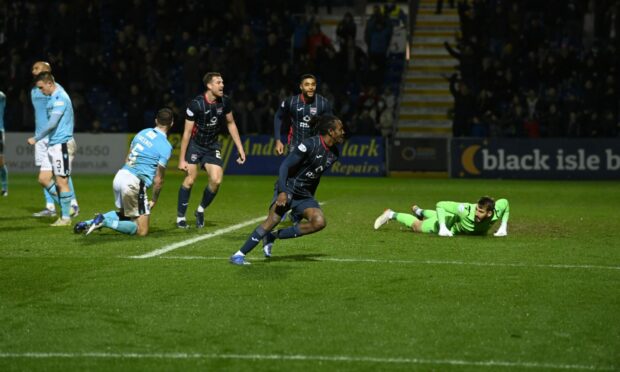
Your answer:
[447,0,619,138]
[1,0,404,138]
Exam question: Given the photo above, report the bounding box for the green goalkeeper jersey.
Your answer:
[436,199,510,235]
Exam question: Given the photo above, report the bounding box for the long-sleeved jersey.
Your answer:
[436,199,510,235]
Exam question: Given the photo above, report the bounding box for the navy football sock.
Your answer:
[240,226,267,255]
[275,224,302,239]
[177,186,192,217]
[198,186,217,211]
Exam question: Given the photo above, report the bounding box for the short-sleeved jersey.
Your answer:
[437,199,510,235]
[31,83,64,138]
[46,87,74,145]
[122,127,172,188]
[185,94,232,147]
[278,94,332,146]
[279,135,339,198]
[0,91,6,131]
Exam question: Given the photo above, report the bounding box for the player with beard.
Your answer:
[374,197,510,237]
[176,72,246,229]
[274,74,332,155]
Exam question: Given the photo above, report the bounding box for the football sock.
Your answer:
[59,191,74,219]
[44,188,56,211]
[44,181,59,205]
[177,186,192,217]
[240,226,267,255]
[68,176,78,206]
[395,213,415,228]
[104,219,137,235]
[85,211,119,225]
[275,224,302,239]
[198,186,217,211]
[0,165,7,191]
[423,209,437,219]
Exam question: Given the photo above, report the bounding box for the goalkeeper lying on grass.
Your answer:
[374,196,509,237]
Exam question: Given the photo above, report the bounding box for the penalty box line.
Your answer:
[0,351,614,370]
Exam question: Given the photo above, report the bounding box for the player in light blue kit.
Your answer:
[74,108,174,237]
[27,72,78,226]
[0,90,7,196]
[30,61,79,217]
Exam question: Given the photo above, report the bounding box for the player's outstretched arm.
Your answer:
[226,112,246,164]
[273,104,287,155]
[494,199,510,237]
[150,165,166,209]
[178,119,194,171]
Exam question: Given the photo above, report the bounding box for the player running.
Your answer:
[230,115,346,265]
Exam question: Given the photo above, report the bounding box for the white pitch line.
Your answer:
[130,216,265,259]
[159,256,620,271]
[131,202,327,259]
[0,352,613,370]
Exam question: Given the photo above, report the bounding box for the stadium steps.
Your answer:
[396,0,458,138]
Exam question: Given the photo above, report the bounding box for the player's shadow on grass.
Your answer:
[0,226,39,232]
[75,233,136,246]
[265,253,327,262]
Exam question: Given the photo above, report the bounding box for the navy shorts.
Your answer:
[270,188,320,220]
[185,140,223,168]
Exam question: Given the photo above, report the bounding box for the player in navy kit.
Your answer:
[230,115,346,265]
[176,72,246,228]
[274,74,332,155]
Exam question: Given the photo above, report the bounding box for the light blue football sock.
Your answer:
[68,176,78,205]
[43,188,56,210]
[59,191,74,219]
[85,211,119,225]
[103,219,137,235]
[0,165,8,191]
[45,181,60,206]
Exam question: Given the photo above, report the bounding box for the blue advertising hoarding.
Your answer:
[225,135,385,177]
[451,138,620,179]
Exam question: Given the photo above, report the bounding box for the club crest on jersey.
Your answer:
[298,143,307,152]
[216,107,223,115]
[310,107,317,115]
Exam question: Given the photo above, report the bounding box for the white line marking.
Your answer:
[132,202,327,259]
[0,352,613,370]
[159,256,620,271]
[130,216,265,259]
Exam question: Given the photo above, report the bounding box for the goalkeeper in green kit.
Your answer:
[374,196,509,237]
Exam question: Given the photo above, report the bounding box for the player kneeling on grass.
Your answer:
[230,115,346,265]
[74,108,173,236]
[374,197,509,237]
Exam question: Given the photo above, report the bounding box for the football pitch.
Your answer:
[0,173,618,371]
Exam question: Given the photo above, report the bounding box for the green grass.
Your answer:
[0,173,619,371]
